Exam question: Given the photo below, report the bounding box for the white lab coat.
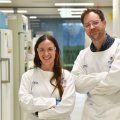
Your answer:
[72,38,120,120]
[19,68,75,120]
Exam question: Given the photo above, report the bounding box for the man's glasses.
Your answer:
[84,19,101,29]
[37,47,56,53]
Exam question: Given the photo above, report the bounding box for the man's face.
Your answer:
[83,12,106,41]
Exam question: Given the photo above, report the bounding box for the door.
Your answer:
[0,29,13,120]
[0,59,2,120]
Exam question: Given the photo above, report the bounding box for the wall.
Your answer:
[113,0,120,38]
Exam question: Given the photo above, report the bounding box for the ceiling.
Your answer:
[0,0,113,18]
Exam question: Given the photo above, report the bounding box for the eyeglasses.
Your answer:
[37,47,56,53]
[84,19,101,29]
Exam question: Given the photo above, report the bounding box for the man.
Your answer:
[72,8,120,120]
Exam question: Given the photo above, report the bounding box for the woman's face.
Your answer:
[37,39,56,71]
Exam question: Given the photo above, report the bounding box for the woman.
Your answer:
[19,34,75,120]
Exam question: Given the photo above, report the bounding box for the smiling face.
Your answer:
[37,39,56,71]
[83,12,106,42]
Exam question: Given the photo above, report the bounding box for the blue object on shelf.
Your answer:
[0,12,8,29]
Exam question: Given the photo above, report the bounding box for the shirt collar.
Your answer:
[90,34,115,52]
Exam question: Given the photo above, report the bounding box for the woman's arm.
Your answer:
[19,73,56,113]
[38,70,76,120]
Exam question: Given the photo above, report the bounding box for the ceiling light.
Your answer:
[0,10,14,13]
[17,10,27,13]
[71,12,83,14]
[29,16,37,19]
[59,11,82,15]
[0,0,12,3]
[58,8,84,18]
[58,8,87,12]
[60,12,71,17]
[59,11,81,18]
[55,3,94,6]
[0,9,27,13]
[61,15,81,18]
